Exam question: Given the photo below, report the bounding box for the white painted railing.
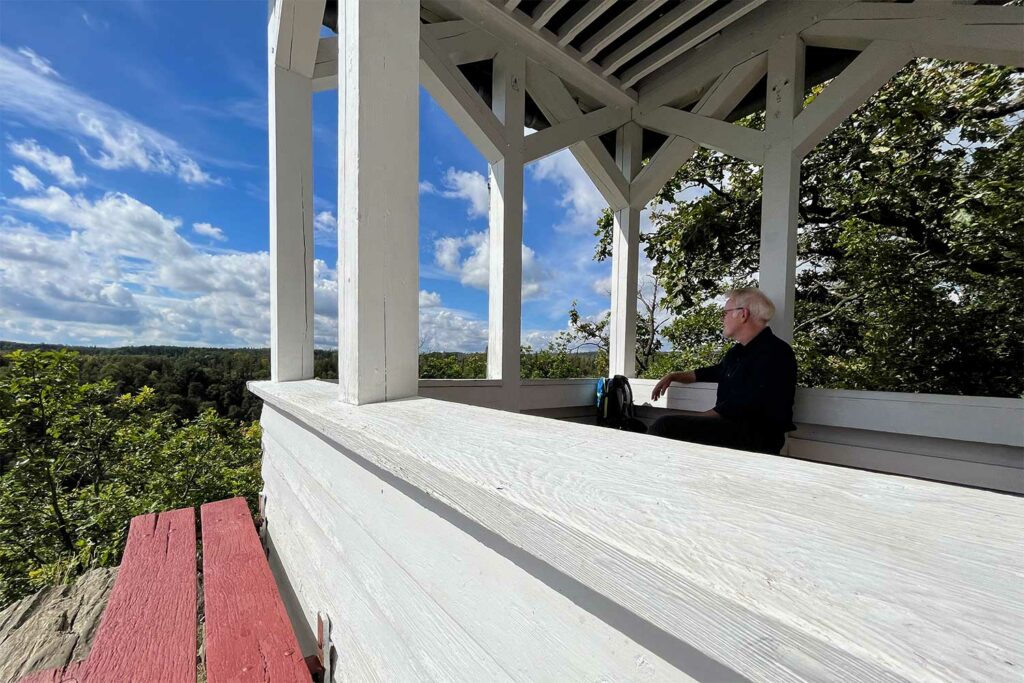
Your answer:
[251,379,1023,682]
[419,378,1024,493]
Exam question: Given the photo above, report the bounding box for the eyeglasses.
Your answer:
[721,307,746,318]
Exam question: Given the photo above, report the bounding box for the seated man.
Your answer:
[649,287,796,454]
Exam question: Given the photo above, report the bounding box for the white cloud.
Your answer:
[9,139,87,187]
[10,186,193,261]
[178,158,220,186]
[0,46,217,186]
[0,185,272,347]
[591,275,612,296]
[314,210,336,240]
[432,230,546,298]
[9,166,43,192]
[425,168,490,218]
[0,181,569,352]
[192,222,227,241]
[529,149,607,232]
[418,306,488,352]
[17,47,58,77]
[419,290,442,308]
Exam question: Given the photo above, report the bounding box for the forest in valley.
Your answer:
[1,57,1020,609]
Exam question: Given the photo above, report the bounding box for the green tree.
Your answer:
[595,59,1023,396]
[0,350,262,607]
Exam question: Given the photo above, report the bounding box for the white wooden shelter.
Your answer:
[258,1,1024,680]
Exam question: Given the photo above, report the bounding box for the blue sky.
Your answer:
[0,0,635,351]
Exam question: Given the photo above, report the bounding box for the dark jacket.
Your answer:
[694,327,797,434]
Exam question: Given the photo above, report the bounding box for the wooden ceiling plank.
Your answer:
[438,0,637,109]
[557,0,618,48]
[599,0,718,77]
[619,0,769,88]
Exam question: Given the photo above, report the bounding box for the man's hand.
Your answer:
[651,371,695,401]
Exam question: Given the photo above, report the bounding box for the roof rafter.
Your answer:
[579,0,671,62]
[801,2,1024,68]
[557,0,618,48]
[435,0,637,108]
[639,1,850,113]
[599,0,717,77]
[532,0,571,30]
[630,51,767,208]
[526,62,630,208]
[619,0,769,88]
[793,40,913,158]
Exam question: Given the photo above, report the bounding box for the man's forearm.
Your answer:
[672,370,697,383]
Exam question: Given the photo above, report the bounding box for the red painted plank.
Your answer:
[17,660,85,683]
[77,508,197,683]
[201,497,308,683]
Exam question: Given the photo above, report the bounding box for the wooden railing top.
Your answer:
[250,379,1024,683]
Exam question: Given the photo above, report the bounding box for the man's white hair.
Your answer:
[727,287,775,323]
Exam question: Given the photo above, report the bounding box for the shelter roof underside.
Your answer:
[321,0,1003,158]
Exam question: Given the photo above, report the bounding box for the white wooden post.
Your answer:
[268,0,321,382]
[609,122,642,377]
[759,35,804,343]
[337,0,419,405]
[487,50,525,412]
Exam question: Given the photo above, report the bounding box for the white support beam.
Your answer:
[312,36,338,92]
[316,23,501,89]
[801,3,1024,68]
[523,106,630,163]
[531,0,570,30]
[580,0,670,63]
[639,106,766,165]
[759,35,804,344]
[793,41,913,159]
[629,137,699,210]
[609,122,643,379]
[437,0,637,109]
[618,0,768,88]
[269,0,325,78]
[630,52,767,208]
[526,61,630,209]
[338,0,420,405]
[435,28,500,65]
[267,0,321,382]
[638,1,846,112]
[487,51,526,413]
[269,64,315,382]
[556,0,617,47]
[600,0,717,76]
[420,35,507,163]
[421,19,478,41]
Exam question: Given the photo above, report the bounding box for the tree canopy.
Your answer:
[594,59,1023,396]
[0,350,262,608]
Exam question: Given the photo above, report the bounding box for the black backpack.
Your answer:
[596,375,646,433]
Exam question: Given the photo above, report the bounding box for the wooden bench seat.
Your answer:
[202,497,309,682]
[19,498,308,683]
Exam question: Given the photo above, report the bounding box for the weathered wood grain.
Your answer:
[261,417,697,681]
[2,568,116,683]
[201,497,307,683]
[77,508,197,683]
[251,379,1024,683]
[16,660,86,683]
[262,453,516,682]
